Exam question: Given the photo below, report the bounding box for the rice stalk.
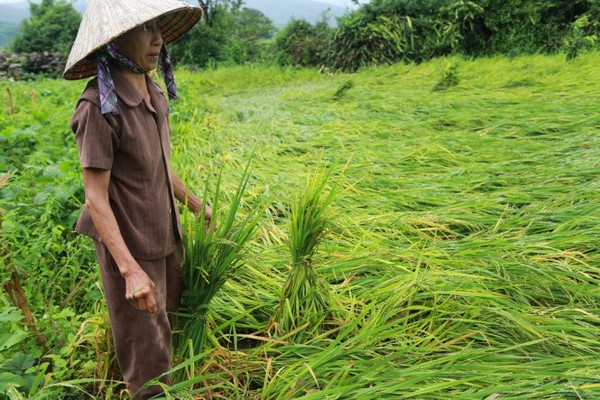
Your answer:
[273,165,343,340]
[173,160,263,360]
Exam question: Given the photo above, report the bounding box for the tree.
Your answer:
[275,19,333,67]
[11,0,81,54]
[171,1,276,67]
[197,0,243,26]
[236,8,275,41]
[227,8,276,63]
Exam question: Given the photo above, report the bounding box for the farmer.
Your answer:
[63,0,209,398]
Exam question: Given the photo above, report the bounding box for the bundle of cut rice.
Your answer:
[174,165,262,357]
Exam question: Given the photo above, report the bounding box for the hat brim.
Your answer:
[63,7,201,80]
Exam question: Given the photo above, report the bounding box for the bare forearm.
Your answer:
[170,169,203,213]
[86,197,138,276]
[83,169,138,277]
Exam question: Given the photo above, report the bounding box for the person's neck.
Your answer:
[113,64,149,98]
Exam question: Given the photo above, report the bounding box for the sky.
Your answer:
[318,0,359,6]
[0,0,362,4]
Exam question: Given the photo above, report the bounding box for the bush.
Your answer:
[563,15,598,60]
[324,0,599,70]
[477,0,588,55]
[563,1,600,60]
[329,14,408,72]
[275,19,333,67]
[170,22,226,68]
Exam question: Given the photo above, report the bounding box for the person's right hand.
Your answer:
[123,267,157,314]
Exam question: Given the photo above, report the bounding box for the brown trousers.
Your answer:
[94,240,184,400]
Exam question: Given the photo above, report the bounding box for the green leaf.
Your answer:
[0,332,29,352]
[6,353,35,374]
[0,372,26,392]
[0,308,23,324]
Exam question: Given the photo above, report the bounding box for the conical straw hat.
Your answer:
[63,0,202,80]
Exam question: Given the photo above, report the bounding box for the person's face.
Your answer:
[114,18,163,71]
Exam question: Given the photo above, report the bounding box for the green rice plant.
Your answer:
[273,166,343,340]
[173,161,263,360]
[332,80,354,101]
[433,62,460,91]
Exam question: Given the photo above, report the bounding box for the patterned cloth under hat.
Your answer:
[95,42,177,115]
[63,0,202,113]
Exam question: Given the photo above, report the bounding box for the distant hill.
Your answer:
[0,21,19,49]
[243,0,349,27]
[0,2,29,24]
[0,0,350,27]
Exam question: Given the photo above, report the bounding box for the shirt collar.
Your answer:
[111,68,165,108]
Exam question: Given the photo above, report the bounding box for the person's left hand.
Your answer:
[195,204,215,234]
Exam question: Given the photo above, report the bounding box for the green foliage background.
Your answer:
[169,2,276,68]
[274,19,333,67]
[5,0,600,72]
[168,0,600,72]
[323,0,600,71]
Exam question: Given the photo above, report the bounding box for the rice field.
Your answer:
[1,52,599,399]
[165,52,600,399]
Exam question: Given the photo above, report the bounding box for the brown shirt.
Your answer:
[70,69,182,260]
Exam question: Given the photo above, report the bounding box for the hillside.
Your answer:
[0,21,19,48]
[0,2,28,23]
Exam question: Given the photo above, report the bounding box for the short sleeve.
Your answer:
[70,100,120,170]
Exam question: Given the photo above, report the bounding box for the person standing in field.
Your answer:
[63,0,210,398]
